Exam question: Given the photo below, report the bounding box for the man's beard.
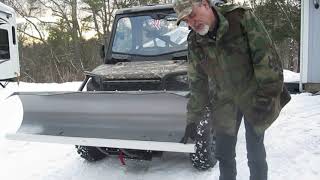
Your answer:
[196,24,210,36]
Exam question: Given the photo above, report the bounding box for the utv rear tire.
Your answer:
[190,119,217,170]
[76,145,107,162]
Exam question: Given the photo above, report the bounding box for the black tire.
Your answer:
[75,145,108,162]
[190,119,217,170]
[76,78,107,162]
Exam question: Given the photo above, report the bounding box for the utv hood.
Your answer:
[90,60,188,80]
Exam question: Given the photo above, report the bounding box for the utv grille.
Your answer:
[92,79,187,91]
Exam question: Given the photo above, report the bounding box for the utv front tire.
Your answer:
[76,145,107,162]
[78,78,106,162]
[190,119,217,170]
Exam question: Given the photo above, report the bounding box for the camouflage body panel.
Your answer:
[187,4,291,135]
[90,60,188,80]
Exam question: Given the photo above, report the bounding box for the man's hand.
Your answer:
[180,123,197,144]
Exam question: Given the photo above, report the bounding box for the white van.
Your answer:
[0,2,19,88]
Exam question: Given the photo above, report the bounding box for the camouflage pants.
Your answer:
[215,109,268,180]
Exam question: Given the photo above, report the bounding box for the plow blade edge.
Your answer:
[6,91,194,153]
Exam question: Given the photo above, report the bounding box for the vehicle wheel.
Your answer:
[75,145,108,162]
[190,119,217,170]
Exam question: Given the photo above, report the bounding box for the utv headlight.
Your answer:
[173,74,188,84]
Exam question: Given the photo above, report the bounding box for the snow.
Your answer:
[284,69,300,82]
[1,78,320,180]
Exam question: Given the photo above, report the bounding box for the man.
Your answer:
[173,0,291,179]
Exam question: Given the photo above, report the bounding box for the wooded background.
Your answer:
[1,0,301,83]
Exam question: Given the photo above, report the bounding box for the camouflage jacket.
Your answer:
[187,4,291,135]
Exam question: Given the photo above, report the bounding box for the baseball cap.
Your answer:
[173,0,200,25]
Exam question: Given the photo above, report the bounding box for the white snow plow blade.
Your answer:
[6,91,195,153]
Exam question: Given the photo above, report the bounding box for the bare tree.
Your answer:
[82,0,117,42]
[71,0,83,69]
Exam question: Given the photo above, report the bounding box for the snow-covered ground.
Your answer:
[283,69,300,82]
[0,71,319,180]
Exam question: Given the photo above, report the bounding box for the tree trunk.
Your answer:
[71,0,82,70]
[92,9,101,40]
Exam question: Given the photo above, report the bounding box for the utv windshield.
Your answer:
[112,13,190,56]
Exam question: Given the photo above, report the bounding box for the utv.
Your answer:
[77,4,217,170]
[7,4,217,170]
